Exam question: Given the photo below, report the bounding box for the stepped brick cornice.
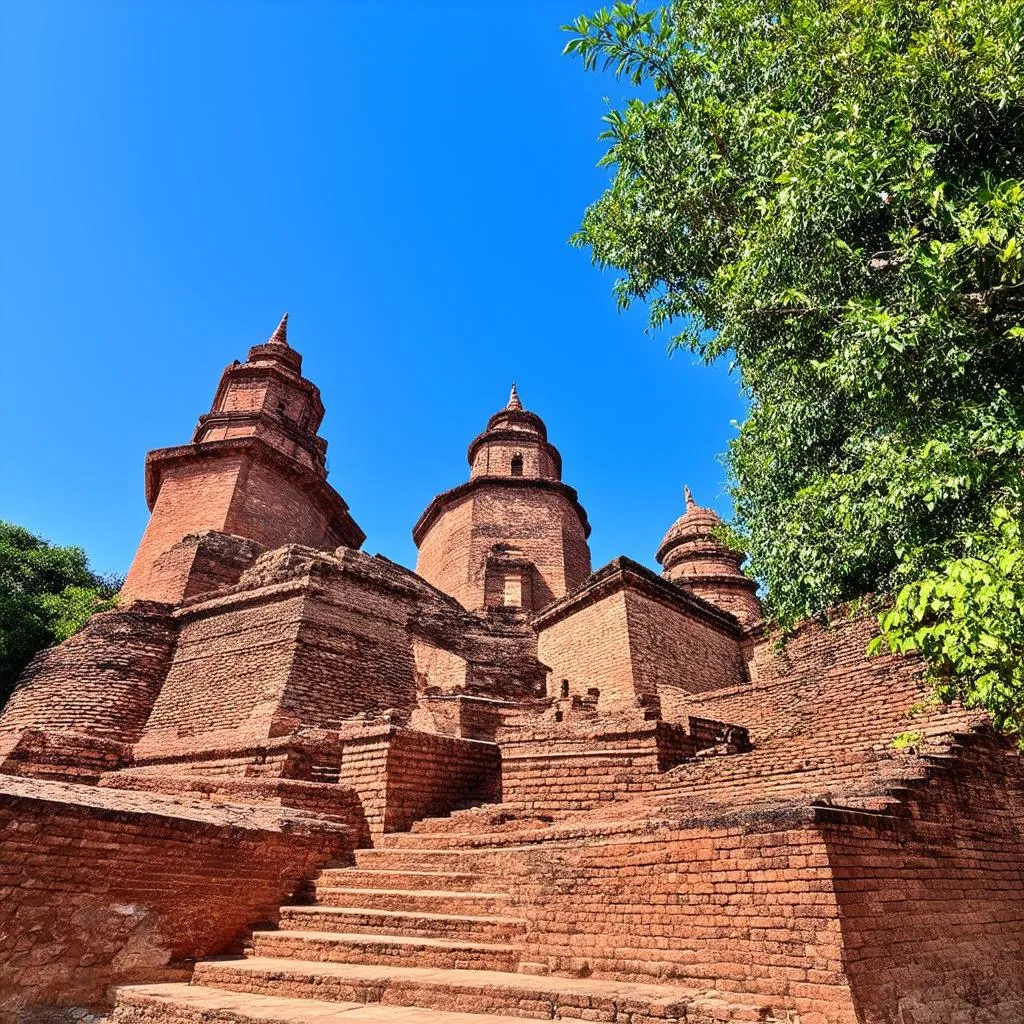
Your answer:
[412,476,591,547]
[142,437,362,547]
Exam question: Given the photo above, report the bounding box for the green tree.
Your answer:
[0,522,120,708]
[872,508,1024,737]
[565,2,1024,732]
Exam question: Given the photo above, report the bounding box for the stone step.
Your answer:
[192,957,784,1023]
[352,848,504,873]
[314,886,511,915]
[112,983,542,1024]
[248,930,521,973]
[377,833,503,850]
[279,905,527,942]
[408,809,502,834]
[379,828,553,850]
[352,846,565,873]
[317,868,484,892]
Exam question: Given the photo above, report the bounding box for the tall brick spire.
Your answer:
[121,313,364,605]
[246,313,302,374]
[267,312,289,346]
[507,382,522,411]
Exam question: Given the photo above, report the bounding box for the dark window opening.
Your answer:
[276,400,287,417]
[560,679,570,698]
[511,454,523,476]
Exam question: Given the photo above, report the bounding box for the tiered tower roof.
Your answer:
[656,486,761,627]
[413,385,592,613]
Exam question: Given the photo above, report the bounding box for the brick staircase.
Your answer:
[112,818,789,1024]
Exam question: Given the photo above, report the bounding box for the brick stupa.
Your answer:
[1,319,1022,1024]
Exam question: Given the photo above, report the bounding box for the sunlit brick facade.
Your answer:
[1,318,1021,1024]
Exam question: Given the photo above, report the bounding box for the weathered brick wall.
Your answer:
[172,532,264,601]
[674,575,762,630]
[335,727,500,834]
[281,564,420,729]
[221,456,345,552]
[535,570,744,716]
[561,516,592,596]
[471,441,557,479]
[498,724,693,813]
[656,610,981,816]
[501,743,660,813]
[445,734,1024,1022]
[126,736,324,780]
[480,757,1021,1023]
[0,774,350,1020]
[132,547,544,770]
[453,616,547,702]
[123,446,358,606]
[719,610,917,732]
[536,590,636,707]
[481,610,1022,1022]
[335,729,391,832]
[135,532,264,609]
[206,373,321,475]
[820,736,1024,1024]
[507,814,859,1022]
[217,375,267,414]
[134,588,306,761]
[0,603,176,746]
[413,497,475,607]
[0,729,127,784]
[384,729,500,832]
[410,694,517,742]
[412,638,468,692]
[623,587,746,708]
[482,554,536,612]
[472,486,589,608]
[123,456,250,603]
[98,769,366,821]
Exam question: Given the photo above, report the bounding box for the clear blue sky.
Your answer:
[0,1,744,580]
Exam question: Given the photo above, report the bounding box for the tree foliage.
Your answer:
[565,1,1024,736]
[0,522,119,708]
[871,507,1024,737]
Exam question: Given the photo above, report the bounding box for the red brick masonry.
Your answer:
[1,323,1021,1024]
[0,775,350,1014]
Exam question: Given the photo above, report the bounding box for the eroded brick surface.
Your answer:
[0,775,350,1017]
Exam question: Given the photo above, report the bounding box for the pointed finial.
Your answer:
[507,382,523,411]
[267,312,289,347]
[684,484,696,509]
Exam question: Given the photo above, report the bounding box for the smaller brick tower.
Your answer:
[656,486,761,627]
[122,314,364,604]
[413,384,591,613]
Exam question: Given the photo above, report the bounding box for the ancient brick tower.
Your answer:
[656,485,761,627]
[121,314,364,604]
[413,384,591,613]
